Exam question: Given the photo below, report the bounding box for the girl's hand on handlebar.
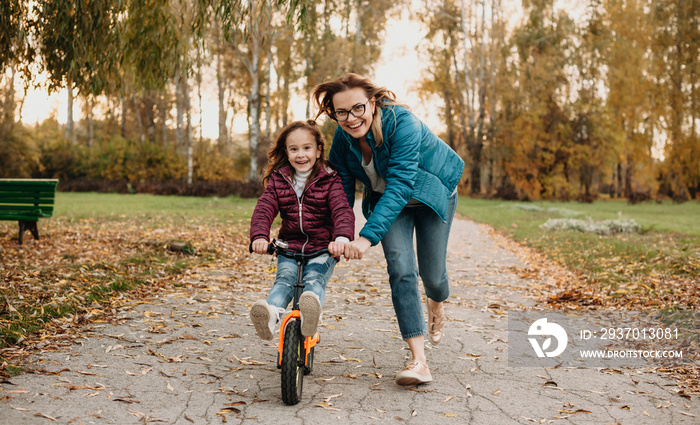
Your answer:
[251,238,269,255]
[328,241,346,258]
[344,237,371,260]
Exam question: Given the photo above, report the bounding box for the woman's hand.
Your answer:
[343,237,371,260]
[328,241,346,257]
[251,238,269,255]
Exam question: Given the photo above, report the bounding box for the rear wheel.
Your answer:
[280,319,303,405]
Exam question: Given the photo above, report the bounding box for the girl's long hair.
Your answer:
[261,120,328,188]
[312,73,404,147]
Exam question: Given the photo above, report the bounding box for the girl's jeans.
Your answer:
[380,193,458,339]
[266,254,337,310]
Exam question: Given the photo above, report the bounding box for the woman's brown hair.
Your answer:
[312,73,403,146]
[261,119,328,187]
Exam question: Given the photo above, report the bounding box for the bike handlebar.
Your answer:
[249,239,331,261]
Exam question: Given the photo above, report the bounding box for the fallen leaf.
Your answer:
[226,401,246,407]
[34,412,58,421]
[113,398,139,404]
[408,388,435,393]
[324,393,342,404]
[216,407,241,415]
[232,355,266,366]
[316,403,341,411]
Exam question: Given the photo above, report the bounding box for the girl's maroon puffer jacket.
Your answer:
[249,165,355,253]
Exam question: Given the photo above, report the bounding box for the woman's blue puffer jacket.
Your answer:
[329,104,464,246]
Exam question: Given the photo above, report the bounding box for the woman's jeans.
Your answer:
[267,254,337,310]
[380,193,457,339]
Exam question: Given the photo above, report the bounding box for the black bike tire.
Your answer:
[303,346,314,375]
[281,319,304,405]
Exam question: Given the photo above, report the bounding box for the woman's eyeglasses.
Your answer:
[332,100,370,122]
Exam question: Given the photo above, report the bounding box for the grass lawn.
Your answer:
[456,198,700,309]
[53,192,258,225]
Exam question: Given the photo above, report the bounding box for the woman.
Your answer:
[312,73,464,385]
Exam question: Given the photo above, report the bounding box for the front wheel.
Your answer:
[280,319,304,405]
[303,345,314,375]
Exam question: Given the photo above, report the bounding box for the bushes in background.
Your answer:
[0,119,264,198]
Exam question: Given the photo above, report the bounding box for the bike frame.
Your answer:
[277,310,319,368]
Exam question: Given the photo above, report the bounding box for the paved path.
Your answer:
[2,205,699,424]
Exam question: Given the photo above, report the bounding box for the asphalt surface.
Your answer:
[2,203,699,424]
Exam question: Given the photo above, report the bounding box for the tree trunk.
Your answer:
[197,44,203,144]
[304,33,312,118]
[86,96,94,147]
[274,60,281,131]
[282,54,290,127]
[145,95,156,143]
[120,95,127,139]
[353,0,362,71]
[344,0,351,39]
[616,161,623,198]
[160,92,169,148]
[460,0,475,134]
[442,40,455,149]
[16,72,29,124]
[470,0,488,195]
[66,80,75,143]
[185,76,193,185]
[135,95,145,142]
[217,31,229,149]
[624,156,633,198]
[3,67,16,127]
[489,0,497,128]
[175,70,186,148]
[265,47,273,142]
[248,21,262,180]
[452,53,467,149]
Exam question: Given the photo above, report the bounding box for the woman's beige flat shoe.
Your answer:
[395,360,432,385]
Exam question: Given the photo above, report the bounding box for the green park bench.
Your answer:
[0,179,59,244]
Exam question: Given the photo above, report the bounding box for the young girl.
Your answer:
[249,119,355,340]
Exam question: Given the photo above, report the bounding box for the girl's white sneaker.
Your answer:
[299,292,322,337]
[250,300,276,340]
